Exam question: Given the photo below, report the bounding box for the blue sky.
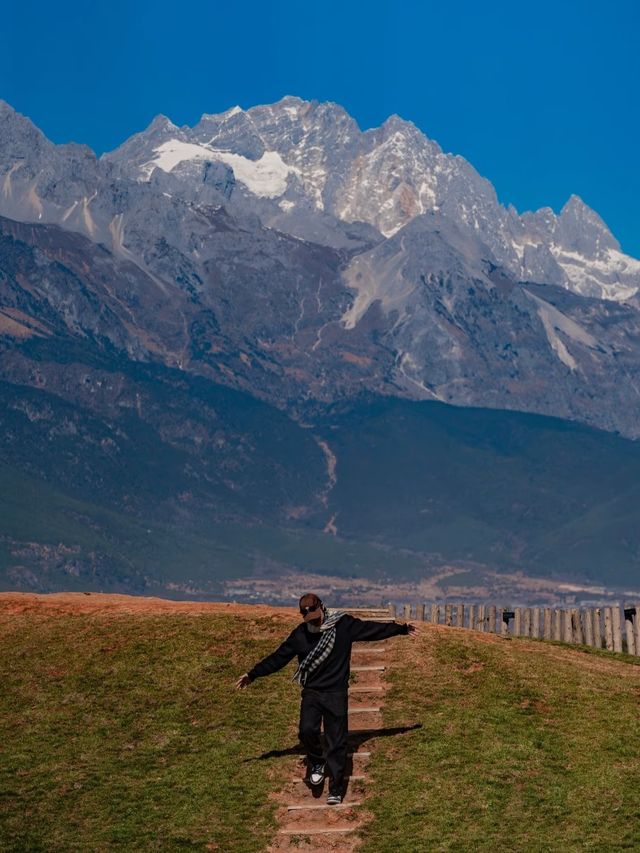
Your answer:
[1,0,639,255]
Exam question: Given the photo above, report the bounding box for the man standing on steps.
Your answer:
[235,593,416,805]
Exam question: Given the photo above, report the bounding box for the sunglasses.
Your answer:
[300,604,321,616]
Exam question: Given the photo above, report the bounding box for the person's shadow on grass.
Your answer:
[245,724,422,799]
[246,723,422,762]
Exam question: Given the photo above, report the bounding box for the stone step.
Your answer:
[349,706,381,714]
[279,803,362,830]
[349,685,385,693]
[350,672,384,688]
[278,826,360,836]
[349,700,384,711]
[351,665,385,672]
[348,712,383,732]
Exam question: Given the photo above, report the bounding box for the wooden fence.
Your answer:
[388,602,640,656]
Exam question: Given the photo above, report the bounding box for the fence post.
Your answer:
[468,604,475,632]
[514,608,522,637]
[487,605,497,634]
[543,608,552,640]
[403,604,412,621]
[431,603,440,624]
[501,609,511,637]
[635,604,640,656]
[612,604,623,653]
[583,609,594,647]
[416,603,425,622]
[457,603,465,628]
[553,609,562,641]
[624,606,636,656]
[604,607,614,651]
[444,604,453,626]
[592,608,602,648]
[523,608,532,638]
[388,603,397,619]
[563,609,573,644]
[571,609,585,645]
[477,605,486,632]
[532,608,541,639]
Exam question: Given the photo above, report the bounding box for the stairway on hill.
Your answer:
[267,608,392,851]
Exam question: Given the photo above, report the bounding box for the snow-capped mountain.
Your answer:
[101,95,640,302]
[3,96,639,301]
[2,96,640,439]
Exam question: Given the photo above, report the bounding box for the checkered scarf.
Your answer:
[292,607,346,687]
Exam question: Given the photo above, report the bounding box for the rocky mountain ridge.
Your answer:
[2,96,640,442]
[104,95,640,301]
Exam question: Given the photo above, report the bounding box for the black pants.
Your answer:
[298,689,348,792]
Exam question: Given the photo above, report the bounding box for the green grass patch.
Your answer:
[360,631,640,851]
[0,609,300,851]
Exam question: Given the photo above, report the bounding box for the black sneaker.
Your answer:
[308,763,325,785]
[326,790,342,805]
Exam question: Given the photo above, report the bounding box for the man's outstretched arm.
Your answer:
[347,614,417,643]
[235,632,298,689]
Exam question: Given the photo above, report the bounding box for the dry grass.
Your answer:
[0,601,300,851]
[2,596,640,852]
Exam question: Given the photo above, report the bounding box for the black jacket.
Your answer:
[247,614,408,692]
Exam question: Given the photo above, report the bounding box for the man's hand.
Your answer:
[406,622,418,636]
[235,673,252,690]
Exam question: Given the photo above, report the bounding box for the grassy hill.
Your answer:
[0,598,301,851]
[361,622,640,851]
[2,596,639,851]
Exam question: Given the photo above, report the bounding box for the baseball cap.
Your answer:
[299,593,323,622]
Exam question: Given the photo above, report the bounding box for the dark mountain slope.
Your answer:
[321,398,640,586]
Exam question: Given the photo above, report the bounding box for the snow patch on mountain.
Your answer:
[550,245,640,302]
[143,140,293,198]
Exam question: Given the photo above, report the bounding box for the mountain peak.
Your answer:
[146,114,177,133]
[0,100,49,151]
[0,100,36,129]
[198,104,244,124]
[381,113,417,131]
[274,95,307,109]
[560,194,589,215]
[366,112,442,157]
[558,193,618,254]
[294,98,357,126]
